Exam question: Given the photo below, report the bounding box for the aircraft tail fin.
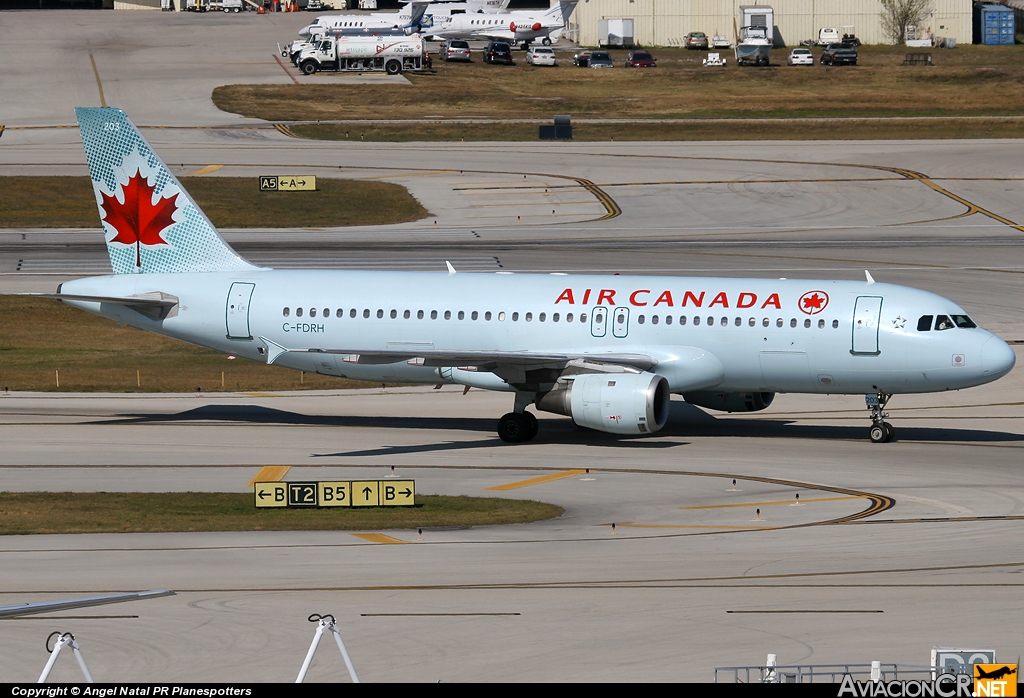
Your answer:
[75,107,257,275]
[545,0,578,24]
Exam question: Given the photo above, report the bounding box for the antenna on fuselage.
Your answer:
[865,270,875,285]
[446,261,457,275]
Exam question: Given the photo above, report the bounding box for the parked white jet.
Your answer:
[427,0,578,46]
[49,109,1015,444]
[299,0,510,38]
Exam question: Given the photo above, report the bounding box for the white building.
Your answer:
[565,0,972,47]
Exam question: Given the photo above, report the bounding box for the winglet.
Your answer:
[865,270,875,285]
[446,261,456,275]
[259,336,289,365]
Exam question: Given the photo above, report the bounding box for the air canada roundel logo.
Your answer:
[798,290,829,315]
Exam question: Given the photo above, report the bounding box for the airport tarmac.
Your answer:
[2,9,1024,684]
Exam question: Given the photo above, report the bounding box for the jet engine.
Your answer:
[683,391,775,413]
[536,371,670,435]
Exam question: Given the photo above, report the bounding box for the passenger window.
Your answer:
[377,309,384,319]
[804,319,811,328]
[734,317,741,327]
[680,316,687,325]
[323,308,329,318]
[818,319,825,329]
[720,317,728,326]
[952,315,977,328]
[707,316,714,326]
[776,318,783,328]
[693,316,700,326]
[445,311,452,320]
[526,312,533,322]
[404,310,411,319]
[336,309,343,318]
[431,310,438,319]
[350,309,357,318]
[748,318,755,327]
[297,307,303,317]
[363,309,370,318]
[458,311,465,320]
[935,315,954,331]
[417,310,424,319]
[917,315,933,331]
[310,308,317,318]
[512,312,519,321]
[790,318,797,328]
[832,319,839,329]
[498,311,506,321]
[539,313,546,322]
[665,316,672,325]
[762,318,769,327]
[472,311,479,320]
[652,315,659,325]
[283,307,290,317]
[553,313,559,322]
[579,313,587,323]
[565,313,573,322]
[638,315,645,324]
[485,311,492,321]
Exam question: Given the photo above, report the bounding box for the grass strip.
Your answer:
[290,118,1024,142]
[0,295,375,392]
[0,176,427,229]
[0,492,563,535]
[214,45,1024,132]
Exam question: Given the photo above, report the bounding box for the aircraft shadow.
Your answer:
[102,403,1024,454]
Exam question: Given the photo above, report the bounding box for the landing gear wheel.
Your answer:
[883,422,895,443]
[542,37,552,46]
[869,424,887,443]
[521,411,538,442]
[498,412,527,443]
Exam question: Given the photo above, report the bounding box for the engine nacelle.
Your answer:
[683,391,775,413]
[536,372,671,435]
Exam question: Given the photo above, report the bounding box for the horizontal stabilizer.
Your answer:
[27,291,180,321]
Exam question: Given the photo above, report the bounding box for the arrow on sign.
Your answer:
[362,487,373,498]
[400,488,412,497]
[258,490,270,499]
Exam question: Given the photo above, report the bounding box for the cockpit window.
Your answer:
[917,315,932,331]
[935,315,955,331]
[952,315,977,329]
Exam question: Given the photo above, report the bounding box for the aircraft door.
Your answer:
[851,296,883,355]
[226,282,255,339]
[612,307,629,338]
[591,307,608,337]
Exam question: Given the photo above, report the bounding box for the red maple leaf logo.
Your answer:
[100,169,178,268]
[798,290,829,315]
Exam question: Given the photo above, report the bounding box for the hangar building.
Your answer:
[564,0,973,48]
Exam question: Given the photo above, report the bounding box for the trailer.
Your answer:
[296,35,428,75]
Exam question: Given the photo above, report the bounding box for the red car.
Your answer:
[625,50,657,67]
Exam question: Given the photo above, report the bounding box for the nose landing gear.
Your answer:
[866,392,894,443]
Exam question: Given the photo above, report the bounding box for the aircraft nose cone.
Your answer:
[982,336,1016,377]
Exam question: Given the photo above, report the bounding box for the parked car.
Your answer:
[625,50,656,67]
[439,39,472,62]
[821,43,858,65]
[572,51,591,67]
[526,46,557,66]
[588,51,613,68]
[684,32,709,50]
[483,41,514,65]
[787,47,814,66]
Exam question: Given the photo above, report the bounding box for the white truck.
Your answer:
[296,35,427,75]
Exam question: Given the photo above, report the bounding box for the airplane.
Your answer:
[426,0,578,47]
[298,0,510,38]
[0,590,175,619]
[43,108,1016,445]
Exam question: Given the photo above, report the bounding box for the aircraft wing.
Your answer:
[0,590,175,619]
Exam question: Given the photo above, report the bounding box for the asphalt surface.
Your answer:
[1,10,1024,684]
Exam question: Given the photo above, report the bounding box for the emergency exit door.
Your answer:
[612,307,629,338]
[851,296,883,355]
[591,307,608,337]
[226,282,255,339]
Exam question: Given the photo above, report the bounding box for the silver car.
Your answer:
[589,51,613,68]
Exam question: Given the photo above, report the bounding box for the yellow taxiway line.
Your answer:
[352,533,409,545]
[246,465,291,488]
[188,164,224,175]
[681,495,864,510]
[485,469,587,491]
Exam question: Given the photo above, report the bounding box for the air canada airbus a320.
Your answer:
[44,108,1016,444]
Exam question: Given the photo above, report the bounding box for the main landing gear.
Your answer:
[866,392,895,443]
[497,392,539,443]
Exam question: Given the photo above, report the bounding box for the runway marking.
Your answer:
[572,177,621,220]
[272,53,299,85]
[0,125,5,140]
[246,465,290,488]
[1,615,138,620]
[88,53,107,108]
[352,533,409,545]
[681,495,864,510]
[485,470,587,491]
[360,612,520,617]
[274,124,300,139]
[724,605,884,609]
[240,392,280,397]
[188,165,224,176]
[610,523,776,530]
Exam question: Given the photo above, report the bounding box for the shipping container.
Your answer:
[974,4,1014,44]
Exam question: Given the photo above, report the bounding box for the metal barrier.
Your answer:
[714,661,943,683]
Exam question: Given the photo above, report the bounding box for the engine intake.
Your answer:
[537,371,671,435]
[683,391,775,413]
